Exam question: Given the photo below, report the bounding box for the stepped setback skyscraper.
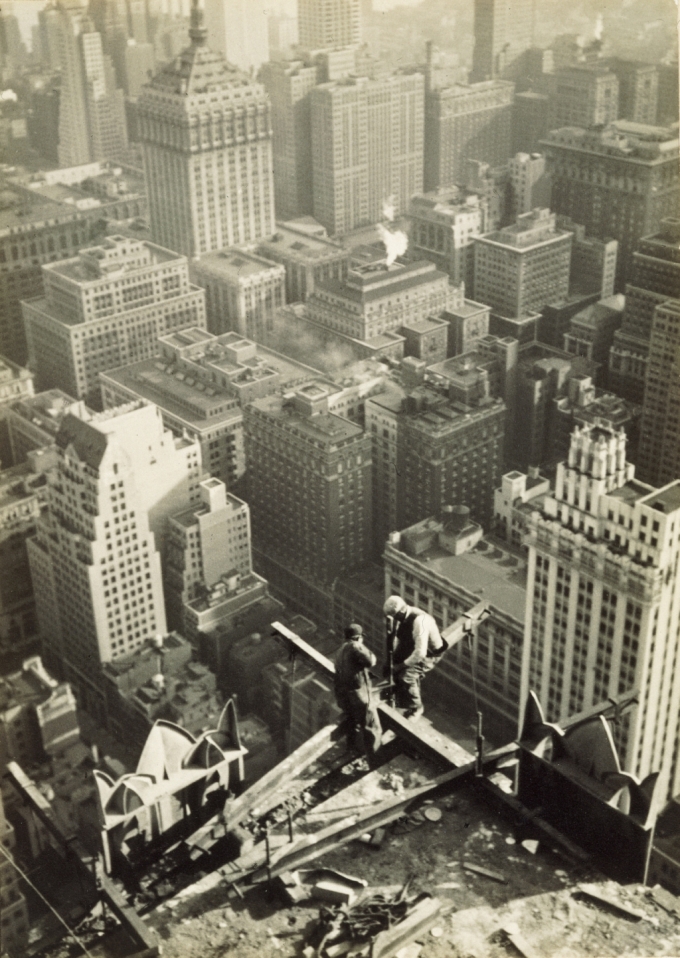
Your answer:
[137,1,275,257]
[27,402,202,719]
[522,423,680,800]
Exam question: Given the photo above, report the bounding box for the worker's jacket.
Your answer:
[334,640,376,692]
[390,609,444,667]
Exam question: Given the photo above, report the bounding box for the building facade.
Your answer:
[191,249,286,340]
[473,209,573,320]
[137,4,275,257]
[55,1,129,168]
[26,402,202,720]
[245,383,372,586]
[306,259,463,341]
[522,423,680,800]
[637,299,680,489]
[470,0,536,83]
[408,188,483,288]
[0,789,29,957]
[258,222,350,303]
[424,80,515,191]
[23,236,206,407]
[542,122,680,290]
[202,0,269,73]
[609,219,680,404]
[548,64,619,130]
[310,72,424,234]
[298,0,362,51]
[260,59,320,220]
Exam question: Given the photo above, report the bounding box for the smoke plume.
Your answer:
[377,223,408,267]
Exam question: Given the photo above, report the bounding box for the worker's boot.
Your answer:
[404,707,424,720]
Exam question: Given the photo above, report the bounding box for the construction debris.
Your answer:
[576,883,648,921]
[462,862,507,883]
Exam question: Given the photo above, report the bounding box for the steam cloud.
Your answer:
[379,194,409,267]
[377,223,408,267]
[594,13,604,41]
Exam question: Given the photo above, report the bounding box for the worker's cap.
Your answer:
[345,623,364,640]
[383,595,407,617]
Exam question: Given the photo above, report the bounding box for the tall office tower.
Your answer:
[128,0,149,42]
[424,80,514,191]
[23,236,206,408]
[541,122,680,290]
[512,91,550,155]
[137,2,275,257]
[0,5,28,79]
[470,0,536,83]
[473,209,572,324]
[521,423,680,799]
[203,0,268,73]
[55,1,129,168]
[123,40,156,96]
[637,299,680,488]
[366,379,505,544]
[557,217,618,301]
[27,401,202,717]
[310,73,424,235]
[408,188,483,288]
[548,64,619,129]
[0,790,29,957]
[244,384,372,586]
[37,3,62,72]
[260,59,320,220]
[657,61,679,126]
[298,0,361,51]
[609,219,680,404]
[607,60,658,125]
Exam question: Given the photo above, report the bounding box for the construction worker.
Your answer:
[383,595,445,719]
[334,623,382,765]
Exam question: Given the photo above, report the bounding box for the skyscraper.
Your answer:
[27,402,202,718]
[0,789,29,957]
[137,1,275,257]
[298,0,362,52]
[637,299,680,487]
[203,0,269,73]
[609,219,680,404]
[23,236,206,408]
[55,1,128,168]
[521,423,680,800]
[547,64,619,129]
[310,73,424,235]
[424,80,515,191]
[244,383,372,586]
[260,59,320,220]
[542,122,680,290]
[470,0,536,83]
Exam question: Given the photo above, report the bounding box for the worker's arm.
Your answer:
[355,644,377,670]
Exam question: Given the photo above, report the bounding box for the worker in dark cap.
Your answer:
[334,623,382,766]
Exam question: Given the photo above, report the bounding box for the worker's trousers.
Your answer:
[395,657,436,711]
[335,685,382,763]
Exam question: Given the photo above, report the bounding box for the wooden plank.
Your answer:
[213,723,338,835]
[462,862,507,883]
[502,925,543,958]
[576,883,646,921]
[371,896,442,958]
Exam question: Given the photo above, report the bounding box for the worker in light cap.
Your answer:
[334,623,382,766]
[383,595,445,719]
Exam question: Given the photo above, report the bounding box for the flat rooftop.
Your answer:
[259,223,347,259]
[608,479,655,506]
[643,482,680,515]
[250,393,366,445]
[394,535,527,622]
[193,248,283,280]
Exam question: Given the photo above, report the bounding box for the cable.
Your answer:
[466,627,480,717]
[0,841,96,958]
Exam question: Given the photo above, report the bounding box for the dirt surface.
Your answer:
[140,784,680,958]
